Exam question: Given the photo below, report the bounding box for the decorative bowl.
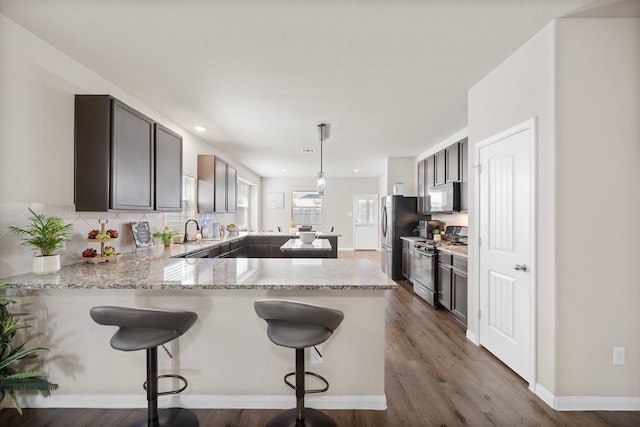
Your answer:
[299,231,316,243]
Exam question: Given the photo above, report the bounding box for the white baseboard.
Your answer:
[534,384,640,411]
[16,394,387,411]
[465,329,478,345]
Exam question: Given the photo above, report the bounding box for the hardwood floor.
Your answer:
[1,250,638,426]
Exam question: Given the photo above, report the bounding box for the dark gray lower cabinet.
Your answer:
[437,251,467,326]
[437,253,453,310]
[402,239,412,281]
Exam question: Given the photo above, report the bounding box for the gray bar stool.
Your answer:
[90,306,199,427]
[255,299,344,427]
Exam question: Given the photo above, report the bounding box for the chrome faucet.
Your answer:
[183,219,200,243]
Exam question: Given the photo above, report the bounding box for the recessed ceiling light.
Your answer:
[300,148,316,154]
[281,169,287,173]
[353,169,360,172]
[194,126,206,132]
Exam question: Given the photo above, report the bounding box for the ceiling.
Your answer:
[1,0,614,178]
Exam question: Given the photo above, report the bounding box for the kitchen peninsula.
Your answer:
[1,239,393,411]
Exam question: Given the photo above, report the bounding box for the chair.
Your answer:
[254,299,344,427]
[90,306,199,427]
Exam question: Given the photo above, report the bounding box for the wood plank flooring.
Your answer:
[1,250,639,426]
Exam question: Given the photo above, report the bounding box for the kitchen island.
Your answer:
[1,253,393,411]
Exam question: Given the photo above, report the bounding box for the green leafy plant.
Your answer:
[153,227,180,245]
[0,282,58,414]
[8,208,72,256]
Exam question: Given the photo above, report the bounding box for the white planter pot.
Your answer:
[32,254,61,275]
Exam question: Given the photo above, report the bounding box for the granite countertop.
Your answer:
[2,258,394,291]
[400,236,423,242]
[437,245,468,258]
[1,231,394,291]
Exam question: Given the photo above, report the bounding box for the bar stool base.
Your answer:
[127,408,199,427]
[266,408,337,427]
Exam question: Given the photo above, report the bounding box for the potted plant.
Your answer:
[9,208,72,274]
[153,227,180,247]
[0,282,58,414]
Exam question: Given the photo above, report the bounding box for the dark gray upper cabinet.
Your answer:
[227,164,237,213]
[445,142,460,183]
[155,124,183,211]
[459,138,468,212]
[74,95,182,212]
[214,157,228,213]
[434,150,446,185]
[111,100,154,211]
[417,159,426,214]
[197,154,238,213]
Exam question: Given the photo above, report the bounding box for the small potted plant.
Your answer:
[9,208,72,274]
[0,282,58,414]
[153,227,180,247]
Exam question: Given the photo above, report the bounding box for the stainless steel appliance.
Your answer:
[412,241,437,307]
[381,195,418,280]
[426,182,460,213]
[411,225,468,307]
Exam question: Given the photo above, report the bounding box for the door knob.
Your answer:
[514,264,527,271]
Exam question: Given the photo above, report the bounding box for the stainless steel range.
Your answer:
[411,241,437,307]
[411,225,468,307]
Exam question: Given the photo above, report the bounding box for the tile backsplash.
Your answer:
[0,203,235,278]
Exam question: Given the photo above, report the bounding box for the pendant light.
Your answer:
[317,123,328,194]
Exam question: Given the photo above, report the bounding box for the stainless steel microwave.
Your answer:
[426,182,460,213]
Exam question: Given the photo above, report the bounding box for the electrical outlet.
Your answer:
[613,347,625,366]
[310,345,323,365]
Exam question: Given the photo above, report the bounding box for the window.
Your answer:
[291,189,323,226]
[165,174,196,225]
[236,180,250,231]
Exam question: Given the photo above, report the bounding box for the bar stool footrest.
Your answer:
[284,371,329,394]
[143,374,189,396]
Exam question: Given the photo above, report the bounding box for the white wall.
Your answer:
[554,18,640,397]
[260,176,379,249]
[468,21,557,392]
[469,17,640,405]
[0,14,260,276]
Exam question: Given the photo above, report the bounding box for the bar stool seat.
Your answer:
[90,306,198,427]
[255,299,344,427]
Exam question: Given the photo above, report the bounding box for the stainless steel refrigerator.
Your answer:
[381,195,419,280]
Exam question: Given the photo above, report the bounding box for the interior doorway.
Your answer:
[353,194,378,250]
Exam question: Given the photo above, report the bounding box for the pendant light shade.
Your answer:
[317,123,328,194]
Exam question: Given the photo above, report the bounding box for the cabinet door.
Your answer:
[214,157,228,212]
[111,100,154,210]
[460,138,468,211]
[434,150,446,186]
[417,160,426,214]
[402,245,410,280]
[154,124,182,211]
[227,165,237,213]
[426,156,435,188]
[445,142,460,183]
[452,268,468,326]
[437,263,452,309]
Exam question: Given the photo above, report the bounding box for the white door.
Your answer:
[353,194,378,250]
[477,119,535,384]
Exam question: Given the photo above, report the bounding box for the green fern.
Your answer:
[0,282,58,414]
